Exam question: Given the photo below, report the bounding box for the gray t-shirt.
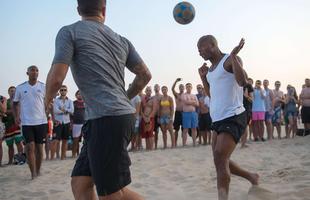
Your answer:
[53,20,143,120]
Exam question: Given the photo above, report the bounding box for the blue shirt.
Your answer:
[252,89,266,112]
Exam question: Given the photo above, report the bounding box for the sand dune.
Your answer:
[1,135,310,200]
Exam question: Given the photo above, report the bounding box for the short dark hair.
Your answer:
[77,0,106,17]
[75,90,80,96]
[8,86,15,92]
[27,65,38,72]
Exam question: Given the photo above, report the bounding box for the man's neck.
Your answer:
[60,96,67,100]
[209,50,224,65]
[28,79,37,86]
[82,16,104,23]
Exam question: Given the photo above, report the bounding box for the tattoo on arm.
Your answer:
[127,62,152,100]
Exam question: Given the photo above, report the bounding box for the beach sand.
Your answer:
[1,134,310,200]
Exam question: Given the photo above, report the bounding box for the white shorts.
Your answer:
[72,124,83,138]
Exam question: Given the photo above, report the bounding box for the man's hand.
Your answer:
[15,117,21,126]
[198,63,209,78]
[45,99,53,115]
[176,78,182,82]
[231,38,245,57]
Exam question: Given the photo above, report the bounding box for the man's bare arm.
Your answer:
[198,63,210,97]
[127,62,152,100]
[172,78,181,98]
[45,63,69,111]
[230,39,247,87]
[13,101,20,124]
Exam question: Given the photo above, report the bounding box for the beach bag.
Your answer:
[296,129,310,136]
[13,153,26,165]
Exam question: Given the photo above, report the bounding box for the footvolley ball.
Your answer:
[173,1,195,25]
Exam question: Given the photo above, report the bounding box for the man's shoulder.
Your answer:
[16,81,28,89]
[37,81,45,87]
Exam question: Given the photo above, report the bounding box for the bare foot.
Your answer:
[249,173,259,185]
[241,144,249,149]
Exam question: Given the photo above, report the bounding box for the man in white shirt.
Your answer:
[53,85,74,160]
[198,36,258,200]
[13,65,47,179]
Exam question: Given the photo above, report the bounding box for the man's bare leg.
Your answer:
[240,127,248,148]
[56,140,60,159]
[174,130,179,147]
[26,142,37,179]
[275,123,281,139]
[99,187,144,200]
[8,145,14,164]
[154,131,158,150]
[191,128,197,146]
[265,120,273,140]
[71,176,96,200]
[35,143,43,176]
[212,132,259,200]
[182,129,188,146]
[61,139,67,160]
[229,160,259,185]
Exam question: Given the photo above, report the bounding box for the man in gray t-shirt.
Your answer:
[45,0,151,199]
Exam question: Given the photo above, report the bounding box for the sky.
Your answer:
[0,0,309,98]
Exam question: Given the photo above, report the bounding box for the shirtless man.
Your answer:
[198,90,212,145]
[153,84,162,150]
[198,35,259,200]
[172,78,185,146]
[182,83,199,146]
[300,78,310,131]
[158,86,175,148]
[263,79,274,140]
[272,81,285,139]
[141,86,156,150]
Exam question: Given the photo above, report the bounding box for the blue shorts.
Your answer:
[182,112,198,129]
[265,111,273,121]
[286,111,297,118]
[160,115,171,125]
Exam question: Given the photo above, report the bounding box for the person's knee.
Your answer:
[71,177,94,196]
[213,150,227,169]
[26,143,35,153]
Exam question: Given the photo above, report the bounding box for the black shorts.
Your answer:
[301,106,310,123]
[212,112,247,144]
[173,111,183,131]
[22,124,47,144]
[199,113,212,131]
[154,115,160,132]
[71,114,134,196]
[246,110,252,125]
[54,122,71,140]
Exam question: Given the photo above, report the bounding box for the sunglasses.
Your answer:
[60,89,67,92]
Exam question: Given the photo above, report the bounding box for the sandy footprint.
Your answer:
[248,186,278,200]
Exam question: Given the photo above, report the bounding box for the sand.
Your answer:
[1,134,310,200]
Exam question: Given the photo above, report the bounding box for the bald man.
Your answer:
[198,35,259,200]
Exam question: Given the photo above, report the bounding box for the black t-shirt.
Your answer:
[73,100,85,124]
[243,84,254,111]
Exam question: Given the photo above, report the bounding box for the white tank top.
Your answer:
[206,54,245,122]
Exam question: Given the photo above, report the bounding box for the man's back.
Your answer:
[53,20,142,120]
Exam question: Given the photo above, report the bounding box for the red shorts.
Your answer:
[4,124,21,138]
[140,118,154,139]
